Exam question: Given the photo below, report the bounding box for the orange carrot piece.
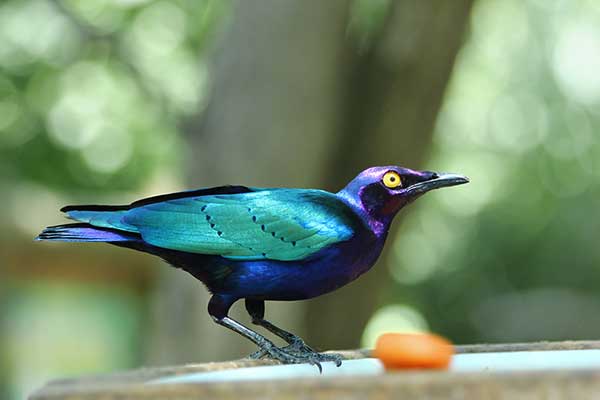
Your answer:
[374,333,454,370]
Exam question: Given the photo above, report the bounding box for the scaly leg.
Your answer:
[208,295,333,370]
[244,299,342,368]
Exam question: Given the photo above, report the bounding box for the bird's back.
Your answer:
[39,186,364,262]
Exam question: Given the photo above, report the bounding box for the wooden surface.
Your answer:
[30,341,600,400]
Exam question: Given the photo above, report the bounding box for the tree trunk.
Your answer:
[307,0,474,351]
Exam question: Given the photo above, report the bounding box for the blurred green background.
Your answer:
[1,0,600,398]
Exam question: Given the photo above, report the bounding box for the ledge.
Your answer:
[30,341,600,400]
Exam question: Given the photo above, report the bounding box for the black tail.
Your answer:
[36,223,138,242]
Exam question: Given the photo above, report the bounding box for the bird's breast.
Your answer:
[218,231,386,301]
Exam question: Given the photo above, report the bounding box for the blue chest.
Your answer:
[213,230,385,301]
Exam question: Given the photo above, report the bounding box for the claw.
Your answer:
[311,359,323,374]
[245,343,343,371]
[328,356,342,367]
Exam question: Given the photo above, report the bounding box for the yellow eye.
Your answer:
[382,171,402,188]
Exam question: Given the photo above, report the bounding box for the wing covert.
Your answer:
[121,189,356,261]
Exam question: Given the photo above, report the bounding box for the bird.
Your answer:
[37,165,468,370]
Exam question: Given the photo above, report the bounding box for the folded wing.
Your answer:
[66,189,356,261]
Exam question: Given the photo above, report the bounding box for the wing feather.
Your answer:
[121,189,355,261]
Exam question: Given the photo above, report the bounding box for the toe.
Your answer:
[247,349,267,359]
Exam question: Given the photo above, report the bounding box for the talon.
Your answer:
[311,360,323,374]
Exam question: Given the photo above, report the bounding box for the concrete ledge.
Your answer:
[30,341,600,400]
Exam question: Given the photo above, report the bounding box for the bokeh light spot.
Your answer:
[362,304,429,348]
[128,1,186,57]
[0,0,80,68]
[553,22,600,105]
[82,125,133,174]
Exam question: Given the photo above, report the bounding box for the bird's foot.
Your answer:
[282,338,343,367]
[248,340,342,372]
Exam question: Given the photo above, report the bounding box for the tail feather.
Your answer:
[36,223,137,242]
[62,208,133,232]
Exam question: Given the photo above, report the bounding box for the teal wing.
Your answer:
[67,189,356,261]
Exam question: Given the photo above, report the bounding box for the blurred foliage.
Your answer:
[2,281,145,400]
[376,0,600,345]
[0,0,228,193]
[2,0,600,397]
[0,1,229,398]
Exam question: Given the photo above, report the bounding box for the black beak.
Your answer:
[404,173,469,196]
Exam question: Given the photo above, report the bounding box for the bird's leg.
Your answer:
[246,299,312,347]
[208,295,278,354]
[208,295,327,369]
[245,299,342,367]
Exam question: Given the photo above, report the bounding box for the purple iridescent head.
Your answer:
[339,166,468,225]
